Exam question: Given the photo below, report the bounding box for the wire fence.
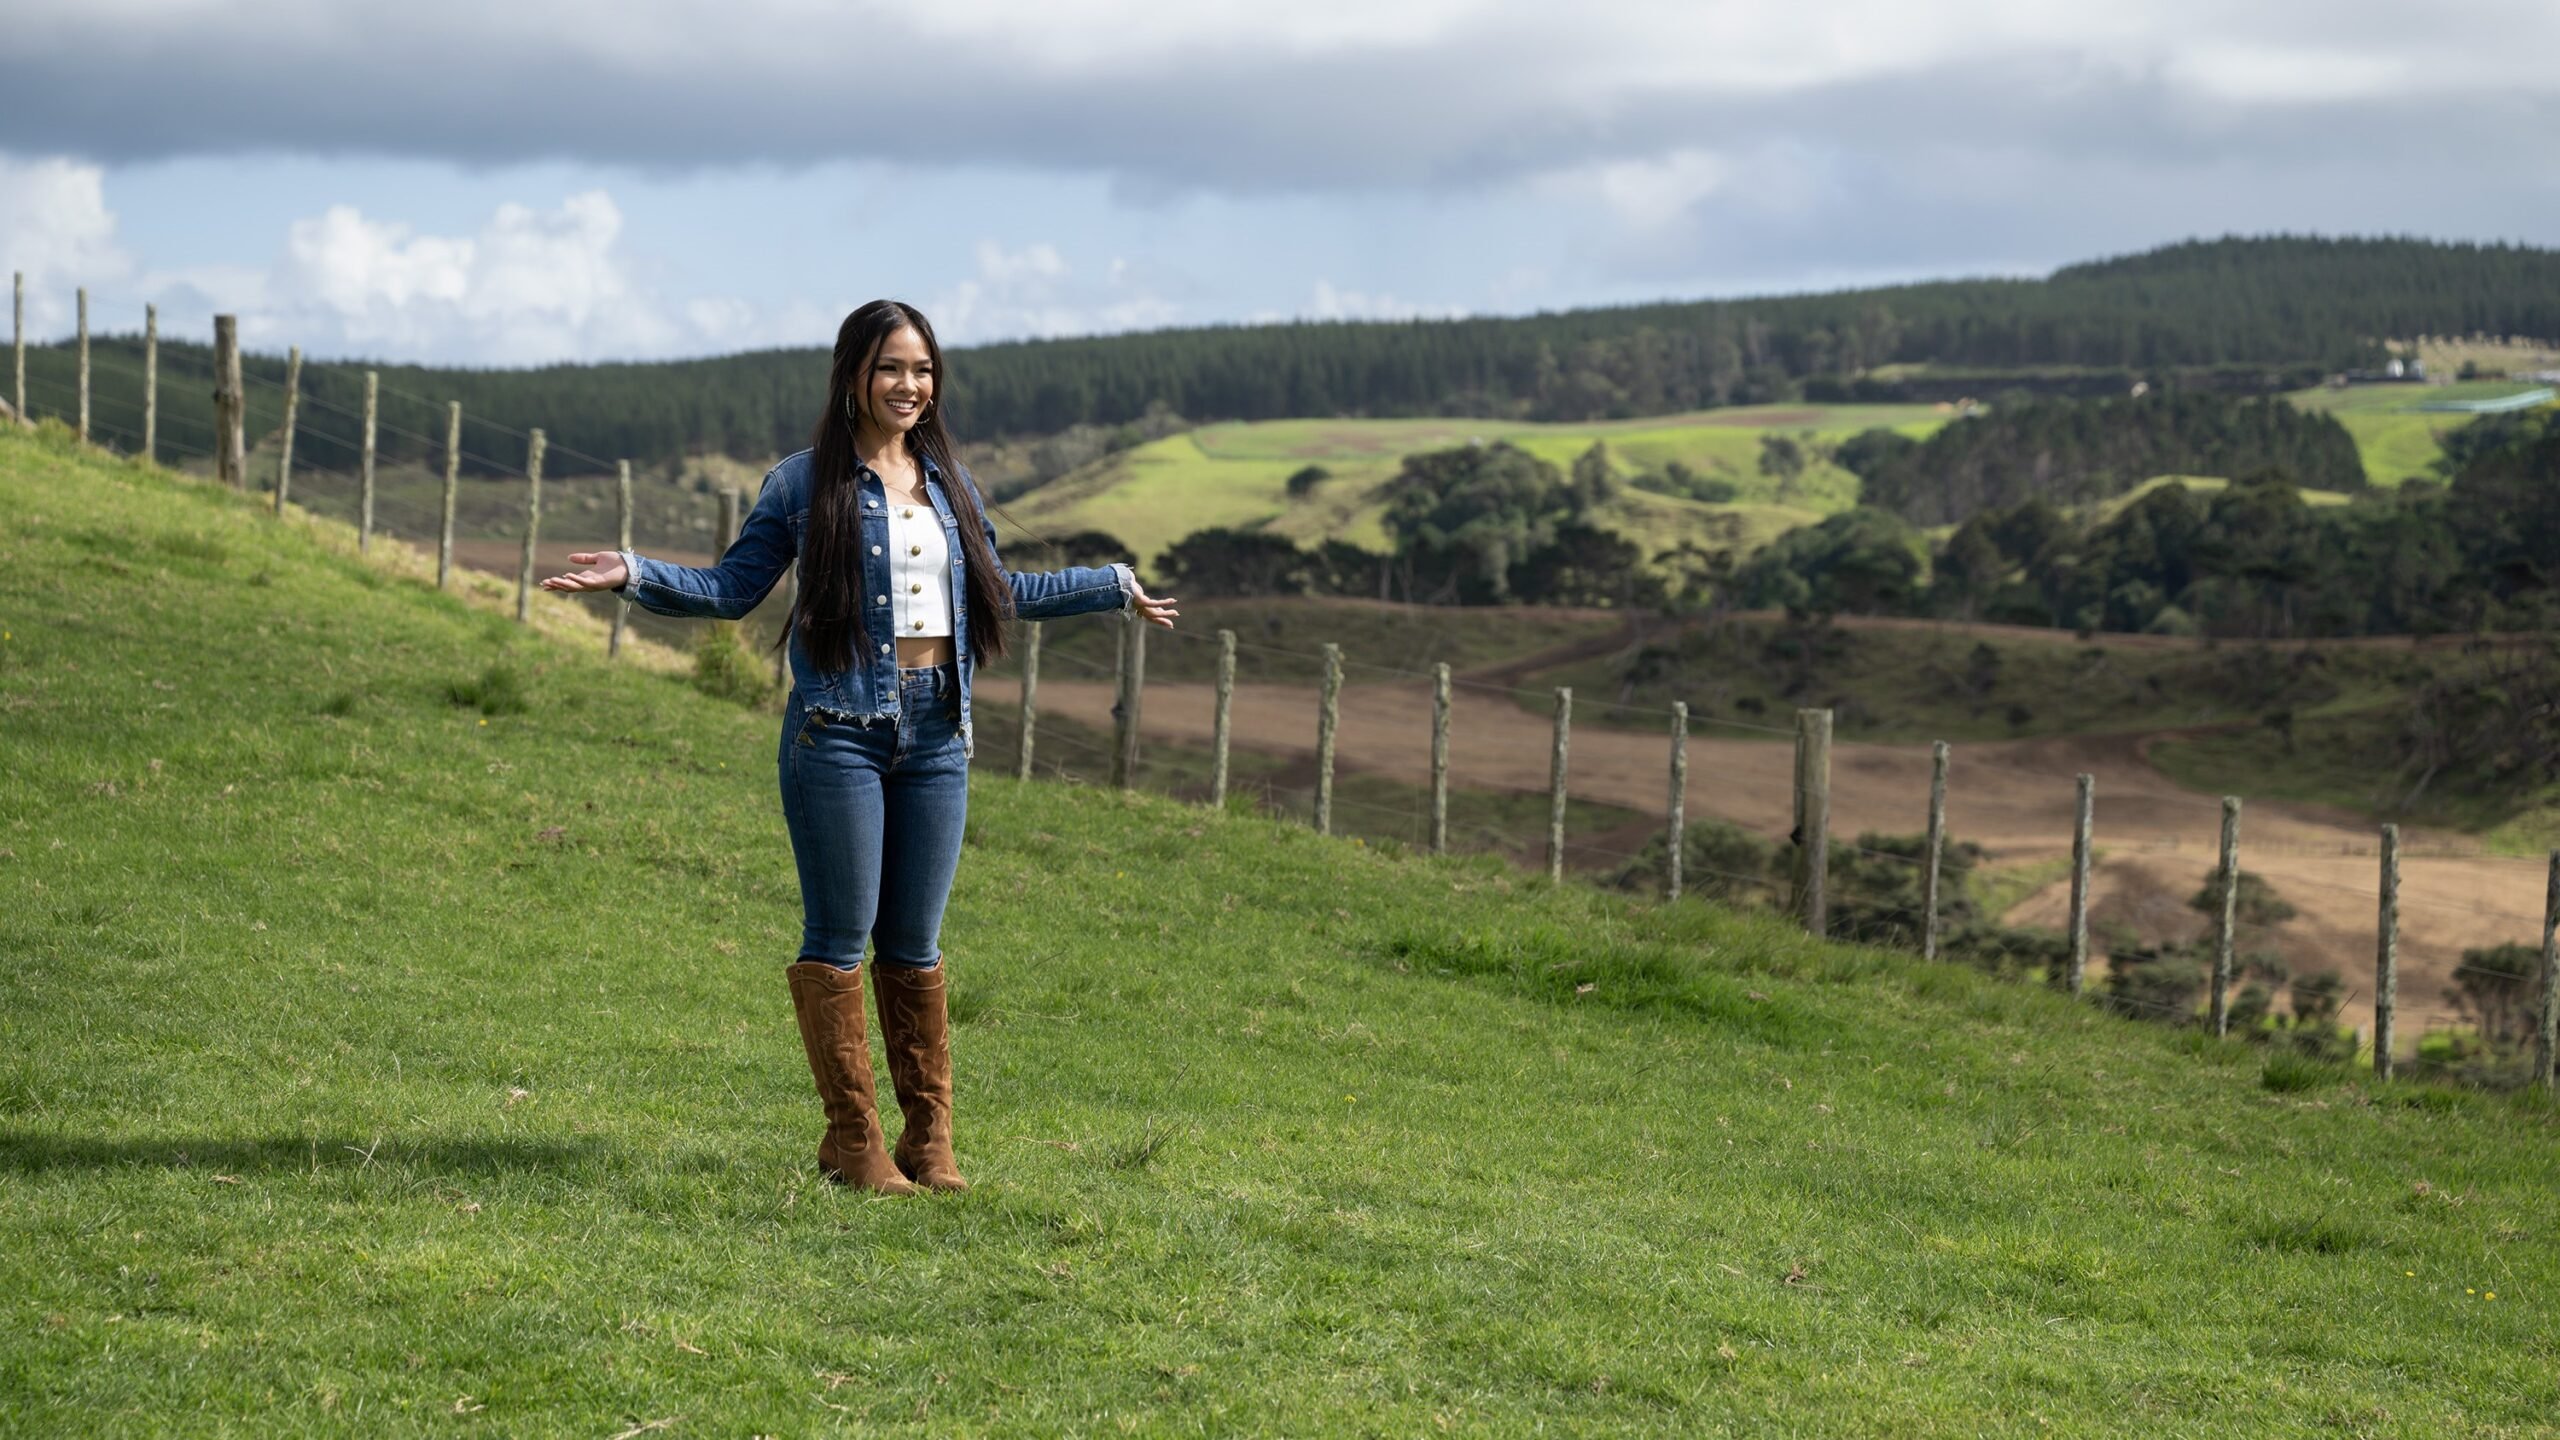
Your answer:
[14,280,2557,1092]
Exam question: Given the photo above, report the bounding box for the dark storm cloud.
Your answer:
[3,0,2553,300]
[2,6,2548,197]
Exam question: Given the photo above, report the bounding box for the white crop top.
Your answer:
[885,502,953,639]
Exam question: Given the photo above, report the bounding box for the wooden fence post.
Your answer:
[1667,701,1689,902]
[2067,773,2094,996]
[10,272,21,424]
[358,371,377,553]
[2540,849,2560,1095]
[1314,642,1342,835]
[213,316,243,490]
[1922,741,1949,962]
[2374,823,2399,1080]
[1015,621,1041,781]
[610,459,633,661]
[1210,628,1235,808]
[75,288,89,443]
[1110,610,1146,789]
[516,428,544,623]
[1429,663,1451,856]
[719,485,739,547]
[141,304,156,462]
[1791,708,1832,936]
[1547,687,1572,883]
[2213,797,2241,1036]
[437,402,460,589]
[272,346,300,514]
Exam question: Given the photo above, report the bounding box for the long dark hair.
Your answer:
[792,300,1013,672]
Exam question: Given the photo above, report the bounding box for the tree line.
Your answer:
[1854,391,2370,527]
[1742,406,2560,640]
[25,235,2558,473]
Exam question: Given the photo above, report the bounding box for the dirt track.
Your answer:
[978,671,2548,1038]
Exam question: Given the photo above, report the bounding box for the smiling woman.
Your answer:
[540,300,1179,1195]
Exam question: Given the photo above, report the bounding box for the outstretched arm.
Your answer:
[543,470,795,621]
[961,469,1179,626]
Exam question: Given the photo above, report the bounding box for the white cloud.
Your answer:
[1306,280,1457,323]
[1576,149,1735,237]
[0,156,137,331]
[3,160,819,361]
[260,190,703,361]
[930,241,1179,344]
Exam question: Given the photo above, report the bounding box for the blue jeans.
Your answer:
[777,664,969,972]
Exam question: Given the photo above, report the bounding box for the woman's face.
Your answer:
[859,324,935,439]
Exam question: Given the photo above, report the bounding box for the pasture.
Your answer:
[5,425,2560,1434]
[1003,405,1949,572]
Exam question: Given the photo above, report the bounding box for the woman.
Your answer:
[542,301,1179,1194]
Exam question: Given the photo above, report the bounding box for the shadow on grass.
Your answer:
[0,1132,602,1178]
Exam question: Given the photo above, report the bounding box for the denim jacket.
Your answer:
[615,447,1134,757]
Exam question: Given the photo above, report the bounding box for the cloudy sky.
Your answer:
[4,0,2555,364]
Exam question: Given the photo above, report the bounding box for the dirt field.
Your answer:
[977,671,2548,1040]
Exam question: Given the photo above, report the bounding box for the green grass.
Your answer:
[7,423,2560,1435]
[2091,475,2352,520]
[1007,405,1951,572]
[966,702,1649,863]
[2280,384,2558,487]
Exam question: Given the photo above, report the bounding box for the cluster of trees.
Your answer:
[1854,392,2369,526]
[1742,408,2560,639]
[38,237,2557,474]
[1153,441,1663,608]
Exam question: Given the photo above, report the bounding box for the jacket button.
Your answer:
[910,544,922,556]
[912,620,923,630]
[866,499,878,508]
[875,594,886,605]
[909,582,921,593]
[871,545,882,555]
[880,643,892,654]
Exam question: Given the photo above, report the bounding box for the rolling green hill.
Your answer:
[1004,386,2480,571]
[1010,404,1946,570]
[5,424,2558,1434]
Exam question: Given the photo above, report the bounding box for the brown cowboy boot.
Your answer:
[786,961,917,1195]
[871,961,970,1192]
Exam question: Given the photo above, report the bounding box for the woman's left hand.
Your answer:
[1131,579,1180,629]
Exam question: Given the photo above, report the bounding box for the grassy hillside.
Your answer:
[5,425,2559,1435]
[1008,405,1944,572]
[2281,381,2552,486]
[1009,387,2503,573]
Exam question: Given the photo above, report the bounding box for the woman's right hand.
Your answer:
[541,551,630,593]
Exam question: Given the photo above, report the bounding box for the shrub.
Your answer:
[690,623,774,710]
[446,662,530,717]
[2103,941,2204,1024]
[2262,1050,2345,1093]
